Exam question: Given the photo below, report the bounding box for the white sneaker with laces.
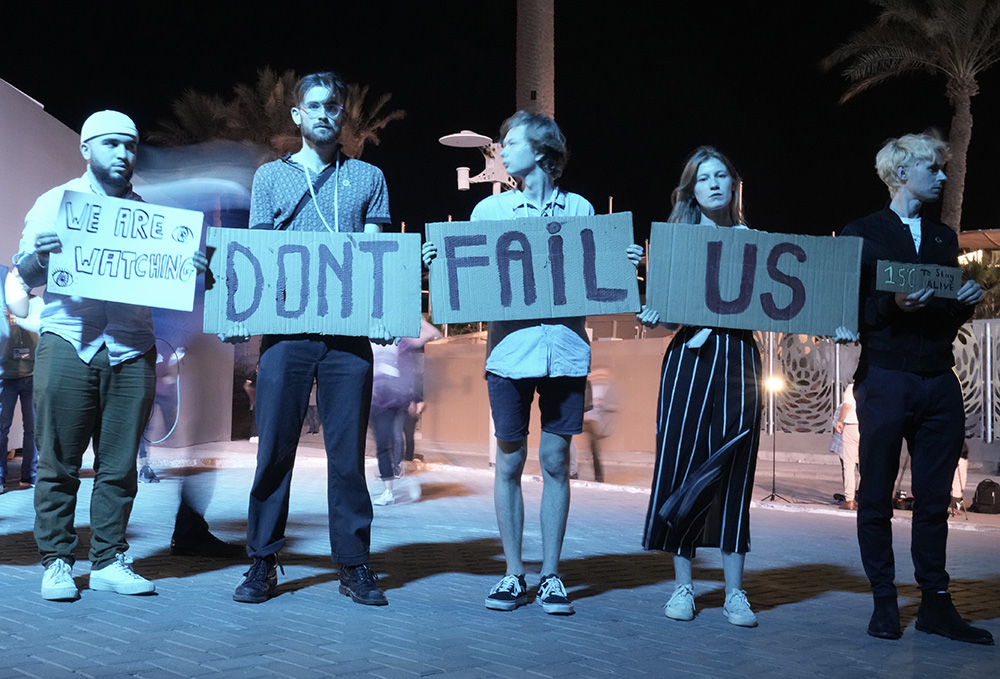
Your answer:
[372,489,395,506]
[89,553,155,595]
[723,589,758,627]
[41,559,79,601]
[664,584,695,621]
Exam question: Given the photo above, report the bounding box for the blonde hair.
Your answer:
[875,132,950,195]
[668,146,744,225]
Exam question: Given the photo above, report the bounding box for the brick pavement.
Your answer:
[0,443,996,678]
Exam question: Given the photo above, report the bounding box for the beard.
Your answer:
[302,121,340,148]
[91,162,133,192]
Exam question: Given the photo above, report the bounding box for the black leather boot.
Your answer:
[916,592,994,645]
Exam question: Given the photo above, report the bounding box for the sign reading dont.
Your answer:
[47,190,204,311]
[204,228,422,338]
[647,223,862,335]
[426,212,640,323]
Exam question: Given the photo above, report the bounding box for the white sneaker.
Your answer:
[664,584,695,621]
[723,589,758,627]
[372,489,395,506]
[41,559,79,601]
[89,553,155,595]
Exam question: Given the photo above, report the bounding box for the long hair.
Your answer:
[668,146,744,225]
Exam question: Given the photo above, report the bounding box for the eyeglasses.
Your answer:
[299,102,344,118]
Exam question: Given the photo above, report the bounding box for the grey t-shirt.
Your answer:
[249,154,391,232]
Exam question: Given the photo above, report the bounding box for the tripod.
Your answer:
[760,425,790,503]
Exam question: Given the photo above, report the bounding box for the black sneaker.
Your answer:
[536,574,574,615]
[339,564,388,606]
[485,573,528,611]
[233,556,279,603]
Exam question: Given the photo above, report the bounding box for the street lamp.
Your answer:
[760,374,790,502]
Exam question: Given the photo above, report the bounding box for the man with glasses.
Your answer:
[232,72,392,606]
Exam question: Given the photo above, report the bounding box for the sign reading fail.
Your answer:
[204,228,422,338]
[648,223,862,336]
[875,260,961,299]
[426,212,640,324]
[48,190,204,311]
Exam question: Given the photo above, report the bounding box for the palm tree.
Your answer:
[149,68,405,161]
[822,0,1000,231]
[338,83,407,159]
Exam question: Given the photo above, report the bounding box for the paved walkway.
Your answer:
[0,440,996,678]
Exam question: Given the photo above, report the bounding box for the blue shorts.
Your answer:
[486,373,586,442]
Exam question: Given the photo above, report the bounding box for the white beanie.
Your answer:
[80,110,138,143]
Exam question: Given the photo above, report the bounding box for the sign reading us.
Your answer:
[203,228,422,338]
[875,260,961,299]
[48,190,204,311]
[647,223,863,336]
[425,212,641,324]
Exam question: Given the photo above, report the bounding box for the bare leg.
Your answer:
[673,554,693,586]
[538,431,571,575]
[494,438,528,575]
[721,550,745,593]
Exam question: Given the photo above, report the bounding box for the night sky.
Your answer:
[5,1,1000,242]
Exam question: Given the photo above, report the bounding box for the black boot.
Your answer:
[915,591,994,645]
[868,595,902,639]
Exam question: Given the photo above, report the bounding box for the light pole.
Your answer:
[760,375,790,503]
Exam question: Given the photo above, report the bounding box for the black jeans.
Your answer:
[247,335,374,566]
[855,365,964,597]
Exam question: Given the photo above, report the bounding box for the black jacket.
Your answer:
[841,208,973,375]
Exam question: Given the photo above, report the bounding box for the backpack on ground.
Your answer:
[970,478,1000,514]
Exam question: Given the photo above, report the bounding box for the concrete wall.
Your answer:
[423,335,671,454]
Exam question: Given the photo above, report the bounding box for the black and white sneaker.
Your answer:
[536,574,574,615]
[485,573,527,611]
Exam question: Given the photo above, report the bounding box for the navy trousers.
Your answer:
[247,335,374,566]
[855,365,964,597]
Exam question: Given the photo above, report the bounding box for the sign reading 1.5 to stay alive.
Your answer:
[203,228,422,338]
[647,223,863,336]
[426,212,641,323]
[47,190,204,311]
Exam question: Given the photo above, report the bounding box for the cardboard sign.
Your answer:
[426,212,640,324]
[204,228,422,338]
[47,190,204,311]
[875,260,961,299]
[647,223,862,335]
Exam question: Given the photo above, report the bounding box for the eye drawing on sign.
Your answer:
[172,225,195,243]
[51,269,74,287]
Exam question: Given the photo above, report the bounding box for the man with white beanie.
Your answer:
[14,110,204,601]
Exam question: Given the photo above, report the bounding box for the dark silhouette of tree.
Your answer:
[822,0,1000,231]
[149,68,405,160]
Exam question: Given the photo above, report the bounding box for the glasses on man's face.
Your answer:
[299,101,344,118]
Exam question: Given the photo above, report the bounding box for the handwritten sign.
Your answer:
[875,260,961,299]
[426,213,640,324]
[647,223,862,335]
[48,190,204,311]
[203,228,422,338]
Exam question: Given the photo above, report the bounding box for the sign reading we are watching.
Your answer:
[47,190,204,311]
[203,228,422,338]
[426,213,641,323]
